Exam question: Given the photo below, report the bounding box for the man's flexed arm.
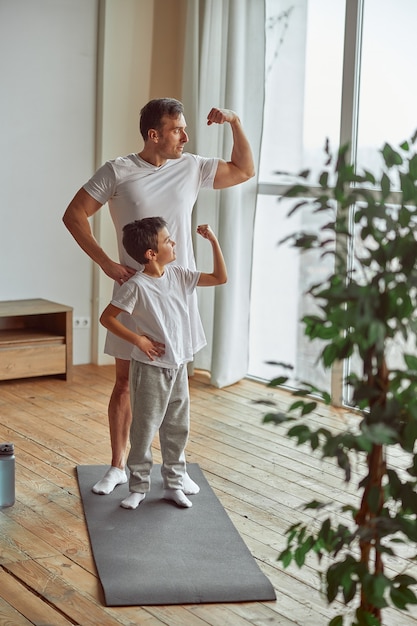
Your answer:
[207,108,255,189]
[63,187,136,285]
[196,225,227,287]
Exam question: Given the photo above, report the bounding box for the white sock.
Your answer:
[120,492,146,509]
[183,473,200,495]
[163,489,192,508]
[92,467,127,495]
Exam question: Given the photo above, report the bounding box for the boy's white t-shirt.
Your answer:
[111,265,203,369]
[83,152,218,360]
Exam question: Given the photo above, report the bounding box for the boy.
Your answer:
[100,217,227,509]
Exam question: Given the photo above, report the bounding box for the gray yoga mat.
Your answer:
[77,463,276,606]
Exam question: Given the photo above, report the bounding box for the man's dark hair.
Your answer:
[139,98,184,141]
[122,217,167,265]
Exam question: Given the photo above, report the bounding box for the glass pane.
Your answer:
[248,194,332,394]
[260,0,345,184]
[356,0,417,182]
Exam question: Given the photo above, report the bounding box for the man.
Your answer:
[63,98,254,495]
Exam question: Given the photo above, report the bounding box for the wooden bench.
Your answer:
[0,299,73,381]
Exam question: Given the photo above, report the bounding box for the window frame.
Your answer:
[255,0,404,406]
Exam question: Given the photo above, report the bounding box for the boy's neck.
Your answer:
[143,261,165,278]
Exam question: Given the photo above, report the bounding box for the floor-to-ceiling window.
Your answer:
[249,0,345,393]
[249,0,417,404]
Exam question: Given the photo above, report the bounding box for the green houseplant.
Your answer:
[262,134,417,625]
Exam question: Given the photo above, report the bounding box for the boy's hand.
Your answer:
[136,335,165,361]
[197,224,216,241]
[195,223,227,287]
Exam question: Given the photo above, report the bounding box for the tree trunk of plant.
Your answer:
[354,353,388,621]
[355,443,386,620]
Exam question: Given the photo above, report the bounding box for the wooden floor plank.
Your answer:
[0,567,74,625]
[0,597,34,626]
[1,364,416,625]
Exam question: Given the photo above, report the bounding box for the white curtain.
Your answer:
[182,0,266,388]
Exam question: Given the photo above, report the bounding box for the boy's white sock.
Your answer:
[183,473,200,495]
[120,491,146,509]
[163,489,192,508]
[92,467,127,495]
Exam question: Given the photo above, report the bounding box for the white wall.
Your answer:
[0,0,98,363]
[0,0,158,365]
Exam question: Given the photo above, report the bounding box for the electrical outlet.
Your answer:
[73,316,91,329]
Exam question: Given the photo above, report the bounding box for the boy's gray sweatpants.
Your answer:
[127,359,190,493]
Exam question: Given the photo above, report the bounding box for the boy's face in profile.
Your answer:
[154,227,176,265]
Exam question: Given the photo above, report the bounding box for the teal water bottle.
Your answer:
[0,443,15,507]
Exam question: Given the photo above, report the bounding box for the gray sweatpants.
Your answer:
[127,359,190,493]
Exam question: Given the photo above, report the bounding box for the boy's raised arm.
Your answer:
[196,225,227,287]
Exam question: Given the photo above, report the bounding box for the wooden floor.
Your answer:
[1,364,417,626]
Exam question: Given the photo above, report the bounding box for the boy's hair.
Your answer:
[122,217,167,265]
[139,98,184,141]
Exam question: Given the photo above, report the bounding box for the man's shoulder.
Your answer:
[166,153,215,169]
[109,154,140,169]
[180,152,211,164]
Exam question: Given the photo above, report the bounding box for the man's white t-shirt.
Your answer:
[111,266,202,369]
[83,152,219,359]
